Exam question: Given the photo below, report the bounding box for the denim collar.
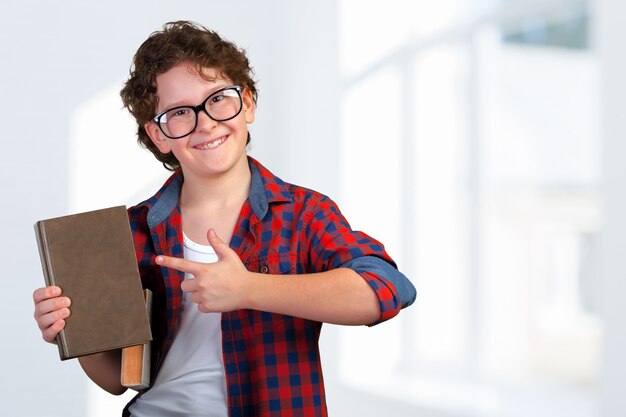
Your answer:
[143,157,288,229]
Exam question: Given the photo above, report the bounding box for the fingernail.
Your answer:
[52,287,61,296]
[156,256,163,263]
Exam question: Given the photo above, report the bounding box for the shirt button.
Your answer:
[260,266,269,274]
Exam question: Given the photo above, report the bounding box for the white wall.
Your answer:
[597,0,626,415]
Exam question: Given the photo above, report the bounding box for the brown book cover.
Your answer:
[121,288,152,390]
[34,205,152,361]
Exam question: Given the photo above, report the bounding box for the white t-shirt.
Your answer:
[129,233,228,417]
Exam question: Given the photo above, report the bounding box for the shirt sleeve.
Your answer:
[304,194,416,325]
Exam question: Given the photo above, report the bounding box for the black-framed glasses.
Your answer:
[152,85,243,139]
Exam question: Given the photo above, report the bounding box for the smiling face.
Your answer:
[144,63,255,181]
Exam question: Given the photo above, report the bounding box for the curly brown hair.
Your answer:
[120,21,258,171]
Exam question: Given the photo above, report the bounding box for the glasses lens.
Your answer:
[204,88,242,121]
[160,107,196,138]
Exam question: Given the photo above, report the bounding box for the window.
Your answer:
[336,0,599,414]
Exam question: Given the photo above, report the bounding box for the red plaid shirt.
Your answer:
[123,157,415,417]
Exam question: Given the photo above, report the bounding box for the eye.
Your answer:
[209,94,225,105]
[171,108,192,117]
[163,107,194,122]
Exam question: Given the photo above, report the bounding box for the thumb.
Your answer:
[207,228,230,260]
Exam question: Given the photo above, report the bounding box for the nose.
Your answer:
[195,109,218,133]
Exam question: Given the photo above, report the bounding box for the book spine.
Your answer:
[34,222,54,287]
[143,289,152,386]
[34,221,70,360]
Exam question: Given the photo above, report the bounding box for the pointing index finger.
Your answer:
[155,255,203,274]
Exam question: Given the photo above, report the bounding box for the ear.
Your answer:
[242,88,255,124]
[144,121,172,154]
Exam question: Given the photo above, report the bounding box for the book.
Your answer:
[34,205,152,361]
[121,288,152,390]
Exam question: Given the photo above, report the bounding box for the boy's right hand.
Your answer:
[33,286,71,344]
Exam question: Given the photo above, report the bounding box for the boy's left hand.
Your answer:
[155,228,251,313]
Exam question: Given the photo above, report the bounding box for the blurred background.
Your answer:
[2,0,625,416]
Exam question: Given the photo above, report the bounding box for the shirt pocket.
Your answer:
[246,252,298,275]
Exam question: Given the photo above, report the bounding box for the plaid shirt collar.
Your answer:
[141,156,291,228]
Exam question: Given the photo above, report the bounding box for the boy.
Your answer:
[33,21,415,417]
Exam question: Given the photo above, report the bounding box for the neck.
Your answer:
[179,156,251,211]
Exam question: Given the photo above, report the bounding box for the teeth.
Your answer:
[196,137,225,150]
